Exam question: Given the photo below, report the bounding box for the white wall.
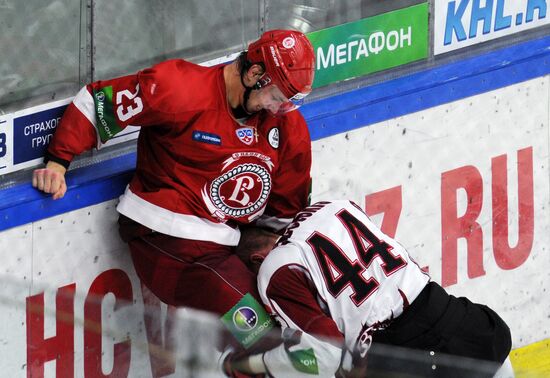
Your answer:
[311,76,550,347]
[0,201,224,377]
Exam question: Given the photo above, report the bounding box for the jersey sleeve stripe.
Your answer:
[72,86,99,141]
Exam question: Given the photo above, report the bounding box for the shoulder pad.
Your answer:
[138,59,222,114]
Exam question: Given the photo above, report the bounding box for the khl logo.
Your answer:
[236,127,254,145]
[233,306,258,331]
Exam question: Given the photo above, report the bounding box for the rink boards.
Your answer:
[309,77,550,377]
[1,40,550,376]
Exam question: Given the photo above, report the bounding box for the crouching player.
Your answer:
[224,200,514,377]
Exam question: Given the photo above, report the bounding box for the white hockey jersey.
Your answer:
[257,200,430,377]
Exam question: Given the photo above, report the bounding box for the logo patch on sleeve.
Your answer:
[287,348,319,375]
[221,293,274,349]
[94,86,124,143]
[192,130,221,145]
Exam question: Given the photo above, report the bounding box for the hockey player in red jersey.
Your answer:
[32,30,315,352]
[228,200,514,377]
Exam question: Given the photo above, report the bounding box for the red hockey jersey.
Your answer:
[47,59,312,245]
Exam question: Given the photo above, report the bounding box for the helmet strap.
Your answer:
[243,87,253,111]
[231,87,253,120]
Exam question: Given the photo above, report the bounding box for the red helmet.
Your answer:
[247,30,315,101]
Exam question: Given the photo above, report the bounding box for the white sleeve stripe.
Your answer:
[73,86,104,149]
[117,186,241,245]
[73,86,97,128]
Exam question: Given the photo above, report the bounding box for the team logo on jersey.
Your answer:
[221,294,274,348]
[354,319,391,358]
[221,152,274,171]
[202,153,273,222]
[232,307,258,331]
[355,325,374,358]
[202,163,271,221]
[268,127,279,149]
[236,127,255,145]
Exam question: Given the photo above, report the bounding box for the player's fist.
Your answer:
[32,161,67,200]
[220,348,265,378]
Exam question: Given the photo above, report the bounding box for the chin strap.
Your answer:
[231,87,254,120]
[236,60,258,116]
[242,87,253,113]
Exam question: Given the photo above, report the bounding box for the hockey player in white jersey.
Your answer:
[223,200,513,377]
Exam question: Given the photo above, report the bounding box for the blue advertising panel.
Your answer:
[13,105,67,164]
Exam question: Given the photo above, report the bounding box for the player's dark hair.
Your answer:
[236,51,249,73]
[237,51,266,80]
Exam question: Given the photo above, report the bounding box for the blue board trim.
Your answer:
[0,153,136,230]
[301,34,550,140]
[1,35,550,232]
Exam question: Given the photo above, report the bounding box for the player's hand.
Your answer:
[32,161,67,200]
[223,355,264,378]
[220,348,247,378]
[220,347,265,378]
[222,351,238,377]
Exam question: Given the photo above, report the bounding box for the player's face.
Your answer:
[246,85,298,116]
